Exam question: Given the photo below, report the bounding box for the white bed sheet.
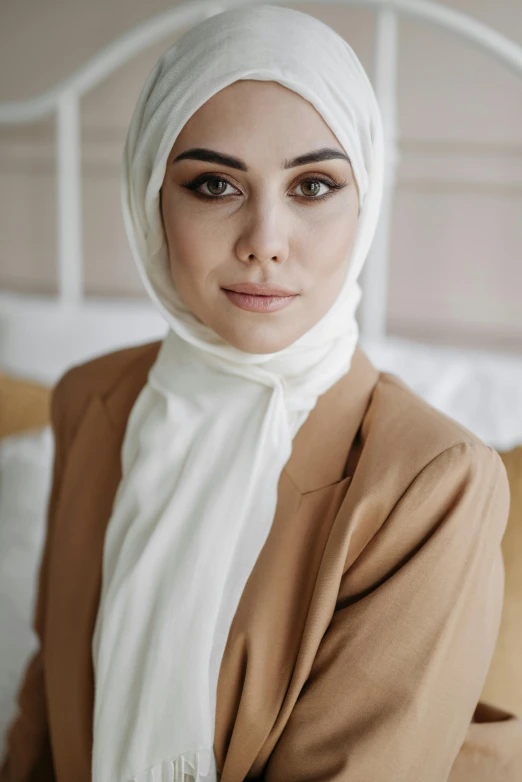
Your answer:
[361,335,522,453]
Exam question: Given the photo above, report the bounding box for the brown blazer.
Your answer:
[1,340,522,782]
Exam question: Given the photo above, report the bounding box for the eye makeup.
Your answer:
[179,173,348,203]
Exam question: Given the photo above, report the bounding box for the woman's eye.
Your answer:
[200,177,238,197]
[181,176,239,199]
[294,179,332,199]
[180,174,346,202]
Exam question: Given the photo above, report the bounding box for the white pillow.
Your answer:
[0,426,54,757]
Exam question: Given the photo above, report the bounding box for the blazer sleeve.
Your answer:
[263,441,510,782]
[0,378,70,782]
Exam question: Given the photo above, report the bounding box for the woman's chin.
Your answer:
[217,323,300,355]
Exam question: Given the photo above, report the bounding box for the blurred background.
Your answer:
[1,0,521,352]
[1,0,522,758]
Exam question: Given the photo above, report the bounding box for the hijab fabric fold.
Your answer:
[91,5,384,781]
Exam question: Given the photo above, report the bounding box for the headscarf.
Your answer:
[91,4,384,781]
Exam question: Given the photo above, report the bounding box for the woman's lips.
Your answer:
[222,288,298,312]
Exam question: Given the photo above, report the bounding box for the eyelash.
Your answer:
[179,174,347,203]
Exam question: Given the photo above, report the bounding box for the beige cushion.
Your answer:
[0,373,51,438]
[480,446,522,717]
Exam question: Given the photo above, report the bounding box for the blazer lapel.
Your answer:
[44,340,379,782]
[284,344,380,492]
[215,345,380,781]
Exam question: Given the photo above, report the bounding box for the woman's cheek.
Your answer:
[169,227,223,278]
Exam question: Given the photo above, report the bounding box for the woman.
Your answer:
[1,4,521,781]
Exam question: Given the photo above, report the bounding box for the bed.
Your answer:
[0,0,521,761]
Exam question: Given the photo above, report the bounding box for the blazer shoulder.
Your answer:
[362,367,499,487]
[351,367,509,560]
[51,340,162,448]
[55,340,162,398]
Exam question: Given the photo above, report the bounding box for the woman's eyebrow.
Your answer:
[172,146,350,171]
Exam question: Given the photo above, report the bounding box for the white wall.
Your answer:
[0,0,521,353]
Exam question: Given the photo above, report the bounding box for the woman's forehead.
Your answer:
[169,81,348,163]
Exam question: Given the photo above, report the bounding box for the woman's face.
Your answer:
[160,79,359,354]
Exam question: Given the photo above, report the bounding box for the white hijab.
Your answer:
[91,5,384,781]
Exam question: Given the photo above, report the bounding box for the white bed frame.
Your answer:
[1,0,522,384]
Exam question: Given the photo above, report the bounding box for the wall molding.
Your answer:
[388,317,522,356]
[2,129,522,192]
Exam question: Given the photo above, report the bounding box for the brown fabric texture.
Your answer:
[480,446,522,718]
[1,340,521,782]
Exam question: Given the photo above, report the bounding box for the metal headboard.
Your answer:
[1,0,521,354]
